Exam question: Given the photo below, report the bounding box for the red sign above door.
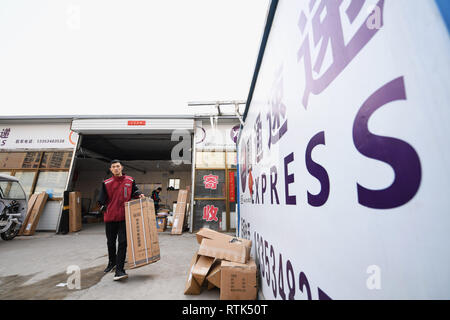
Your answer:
[127,121,146,126]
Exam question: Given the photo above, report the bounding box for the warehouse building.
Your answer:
[0,107,242,233]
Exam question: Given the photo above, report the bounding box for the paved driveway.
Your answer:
[0,223,220,300]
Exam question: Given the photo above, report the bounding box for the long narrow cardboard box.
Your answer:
[196,228,252,249]
[198,238,250,264]
[220,259,257,300]
[22,192,48,236]
[124,197,160,269]
[18,193,38,236]
[69,191,82,233]
[171,189,189,235]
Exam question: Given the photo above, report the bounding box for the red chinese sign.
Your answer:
[203,174,219,190]
[127,120,146,126]
[203,205,219,222]
[229,171,235,202]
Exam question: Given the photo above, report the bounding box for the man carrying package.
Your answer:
[98,159,145,281]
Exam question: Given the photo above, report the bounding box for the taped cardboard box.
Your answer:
[156,216,167,232]
[196,228,252,258]
[22,192,48,236]
[198,238,250,264]
[191,255,215,286]
[69,191,82,232]
[220,258,257,300]
[206,260,221,289]
[196,228,252,264]
[171,189,189,235]
[19,193,38,235]
[184,252,202,295]
[125,197,160,269]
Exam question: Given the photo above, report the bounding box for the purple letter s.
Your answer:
[353,77,421,209]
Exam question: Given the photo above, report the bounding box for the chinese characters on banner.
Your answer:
[297,0,385,108]
[203,205,219,222]
[229,171,236,203]
[203,174,219,190]
[0,128,10,146]
[202,174,220,222]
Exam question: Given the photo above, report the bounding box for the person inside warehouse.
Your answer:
[151,187,162,212]
[98,159,145,281]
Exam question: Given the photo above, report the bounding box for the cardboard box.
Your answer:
[19,193,38,235]
[206,260,221,288]
[171,189,189,235]
[196,228,252,249]
[191,255,215,286]
[156,216,167,232]
[196,228,252,264]
[220,259,257,300]
[22,192,48,236]
[184,252,202,295]
[124,197,160,269]
[69,191,82,232]
[198,238,250,264]
[207,281,216,290]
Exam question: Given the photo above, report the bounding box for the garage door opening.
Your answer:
[68,134,192,226]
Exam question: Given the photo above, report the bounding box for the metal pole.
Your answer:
[189,130,197,233]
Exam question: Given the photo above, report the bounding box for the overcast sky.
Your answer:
[0,0,269,117]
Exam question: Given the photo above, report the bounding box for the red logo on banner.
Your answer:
[229,171,235,202]
[203,205,219,222]
[203,174,219,190]
[128,120,146,126]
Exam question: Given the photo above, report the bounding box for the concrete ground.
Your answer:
[0,223,220,300]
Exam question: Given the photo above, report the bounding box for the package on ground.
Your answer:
[220,259,257,300]
[22,192,49,236]
[198,238,249,264]
[124,197,160,269]
[196,228,251,264]
[206,260,221,289]
[191,255,215,286]
[196,228,252,254]
[184,252,202,295]
[69,191,82,232]
[171,189,189,235]
[19,193,38,235]
[156,216,167,232]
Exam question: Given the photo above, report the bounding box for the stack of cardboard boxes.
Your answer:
[184,228,257,300]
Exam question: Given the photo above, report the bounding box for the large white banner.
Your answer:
[0,123,78,150]
[238,0,450,299]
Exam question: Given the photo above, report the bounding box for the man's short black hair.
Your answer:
[110,159,122,166]
[157,187,162,191]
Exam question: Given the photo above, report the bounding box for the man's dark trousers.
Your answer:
[105,221,127,271]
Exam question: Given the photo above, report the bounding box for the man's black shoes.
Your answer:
[104,263,116,273]
[113,269,128,281]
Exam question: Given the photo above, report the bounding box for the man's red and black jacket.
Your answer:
[97,175,143,222]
